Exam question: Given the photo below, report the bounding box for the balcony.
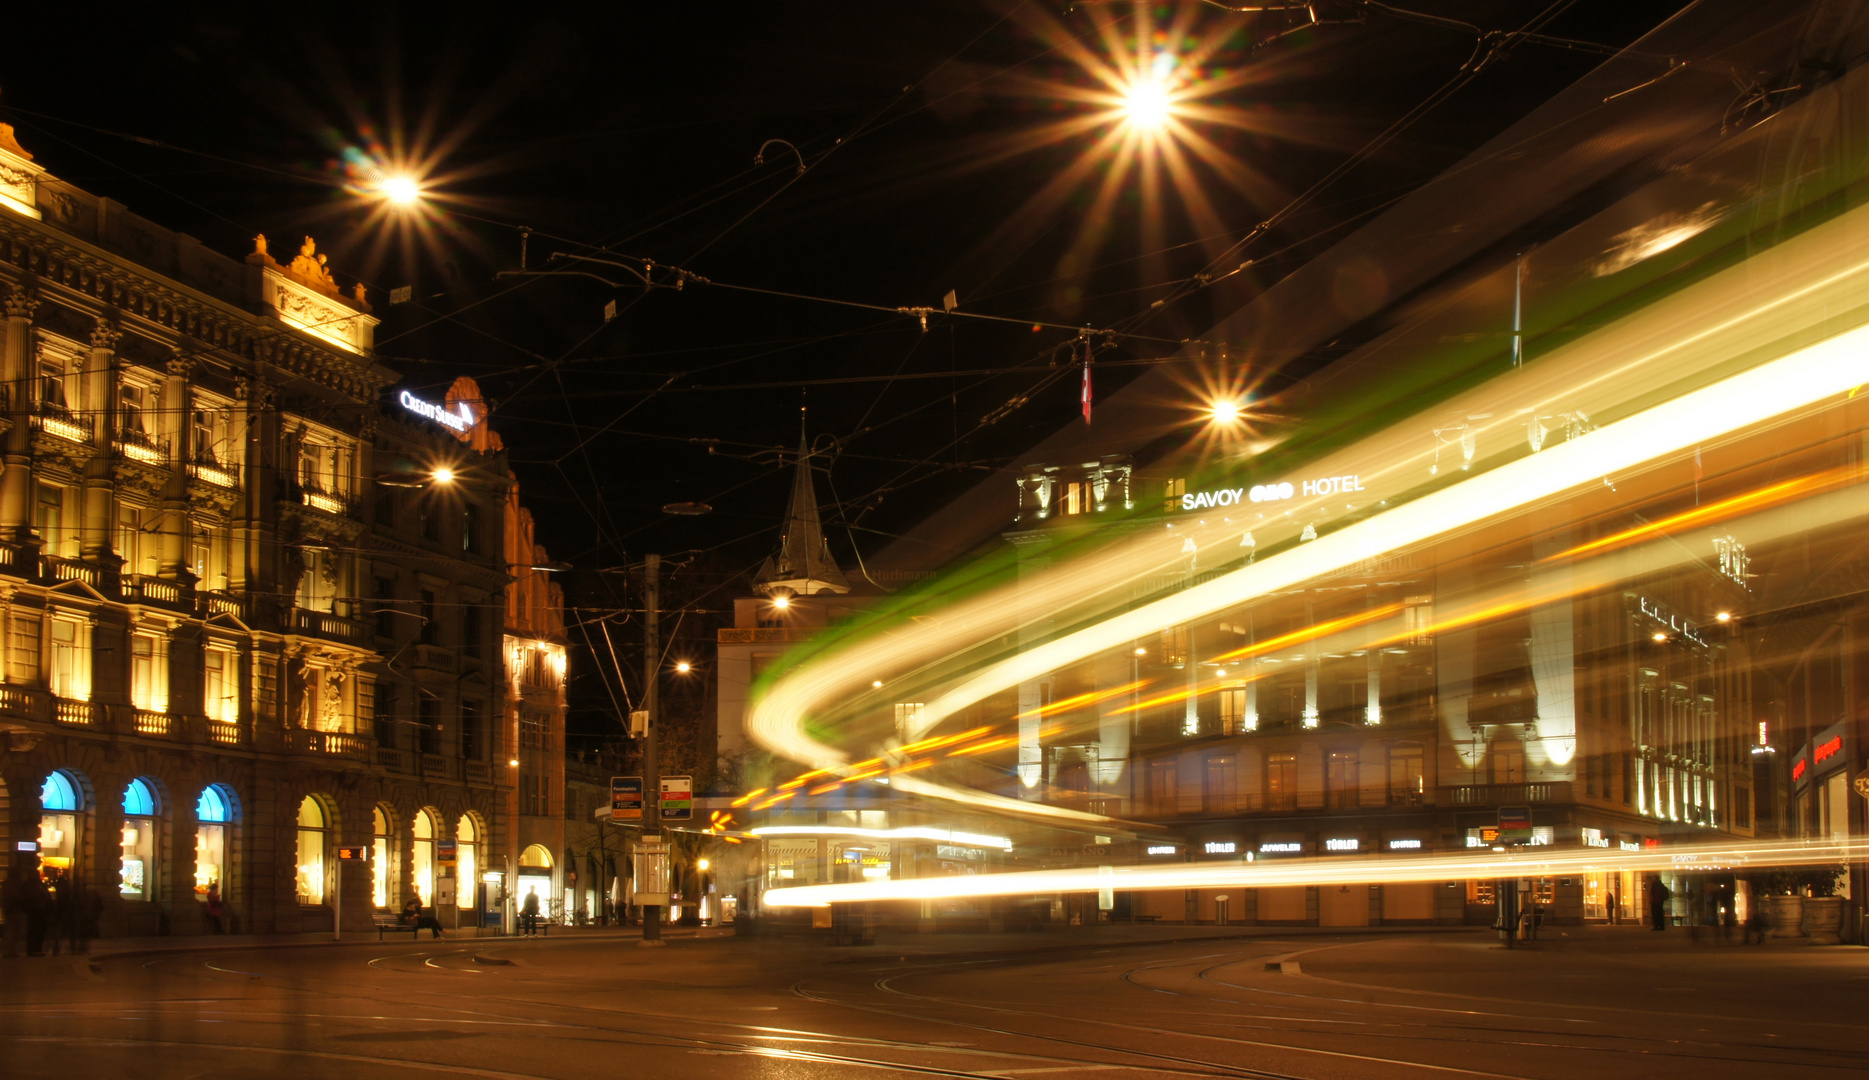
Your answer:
[204,719,243,746]
[284,728,370,759]
[188,453,239,489]
[133,710,171,736]
[464,760,492,784]
[32,407,92,445]
[0,543,38,579]
[1440,781,1574,806]
[199,591,245,621]
[411,644,457,673]
[717,627,819,644]
[43,555,105,590]
[55,699,99,727]
[375,746,406,771]
[0,685,51,721]
[114,428,170,466]
[296,482,353,517]
[124,575,191,610]
[290,607,368,644]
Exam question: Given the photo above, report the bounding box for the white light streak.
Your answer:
[749,825,1013,850]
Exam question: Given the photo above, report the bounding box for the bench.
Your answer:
[375,915,422,939]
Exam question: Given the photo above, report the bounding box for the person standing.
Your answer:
[1606,891,1618,925]
[521,890,540,937]
[1649,877,1670,931]
[24,863,51,956]
[204,881,225,934]
[1,860,28,958]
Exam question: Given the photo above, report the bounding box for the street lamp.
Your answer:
[379,174,423,207]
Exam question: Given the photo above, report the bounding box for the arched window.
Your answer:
[195,785,233,901]
[372,806,393,908]
[295,796,328,904]
[120,778,159,900]
[412,810,438,906]
[38,770,84,880]
[456,815,478,910]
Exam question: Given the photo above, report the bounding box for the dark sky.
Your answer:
[1,2,1689,747]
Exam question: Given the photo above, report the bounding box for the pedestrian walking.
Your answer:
[521,890,540,937]
[1606,892,1618,925]
[1649,878,1670,931]
[1,861,28,958]
[23,863,51,956]
[46,868,72,956]
[204,881,225,934]
[1743,899,1767,945]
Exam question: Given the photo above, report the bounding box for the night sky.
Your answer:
[1,2,1688,751]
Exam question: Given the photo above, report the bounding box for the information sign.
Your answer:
[1498,806,1533,843]
[437,838,458,866]
[335,845,369,861]
[611,776,643,821]
[660,775,693,820]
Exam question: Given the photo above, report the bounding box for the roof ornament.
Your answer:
[754,408,850,598]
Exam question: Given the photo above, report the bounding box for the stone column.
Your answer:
[158,354,192,580]
[0,287,38,541]
[230,378,276,598]
[79,320,120,566]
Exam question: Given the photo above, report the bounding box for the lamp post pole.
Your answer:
[642,554,663,944]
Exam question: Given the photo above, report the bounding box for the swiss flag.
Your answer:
[1080,345,1093,424]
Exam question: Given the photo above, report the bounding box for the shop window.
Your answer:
[1467,880,1495,904]
[456,815,479,910]
[120,778,159,900]
[1265,753,1297,811]
[1388,743,1424,806]
[195,785,232,902]
[372,805,393,908]
[295,796,328,905]
[39,769,84,881]
[412,809,438,908]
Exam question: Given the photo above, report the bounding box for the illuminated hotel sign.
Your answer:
[399,390,473,433]
[1179,474,1364,511]
[1637,595,1707,647]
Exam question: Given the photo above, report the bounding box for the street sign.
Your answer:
[336,845,368,861]
[1855,775,1869,801]
[660,775,693,821]
[612,776,644,821]
[1478,826,1500,844]
[1497,806,1533,842]
[437,838,458,866]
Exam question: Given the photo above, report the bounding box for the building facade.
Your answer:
[0,125,547,937]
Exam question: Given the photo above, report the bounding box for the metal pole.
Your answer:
[333,860,342,942]
[643,554,662,944]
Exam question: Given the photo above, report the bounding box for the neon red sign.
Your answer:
[1792,757,1807,782]
[1813,735,1842,764]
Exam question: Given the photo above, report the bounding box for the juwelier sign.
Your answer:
[1179,474,1364,511]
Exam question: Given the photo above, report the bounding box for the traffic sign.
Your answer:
[1497,806,1533,842]
[437,838,458,866]
[660,775,693,820]
[612,776,643,821]
[336,845,369,861]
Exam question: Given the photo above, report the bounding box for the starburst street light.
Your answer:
[1121,77,1176,130]
[379,174,422,207]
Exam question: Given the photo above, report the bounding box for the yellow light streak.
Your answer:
[764,839,1862,907]
[1019,679,1150,721]
[948,735,1019,755]
[1549,466,1856,561]
[1209,603,1403,665]
[730,788,768,808]
[896,726,993,756]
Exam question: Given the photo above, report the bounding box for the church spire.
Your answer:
[754,412,850,597]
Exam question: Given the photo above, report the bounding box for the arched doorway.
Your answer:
[371,806,394,908]
[412,809,439,906]
[119,778,160,901]
[518,844,553,921]
[195,785,234,901]
[455,814,479,913]
[295,795,329,905]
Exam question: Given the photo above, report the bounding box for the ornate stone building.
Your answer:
[0,124,543,937]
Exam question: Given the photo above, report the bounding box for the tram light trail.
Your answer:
[763,839,1863,908]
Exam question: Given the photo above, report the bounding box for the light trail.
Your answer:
[763,839,1863,907]
[746,180,1869,823]
[1546,466,1856,561]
